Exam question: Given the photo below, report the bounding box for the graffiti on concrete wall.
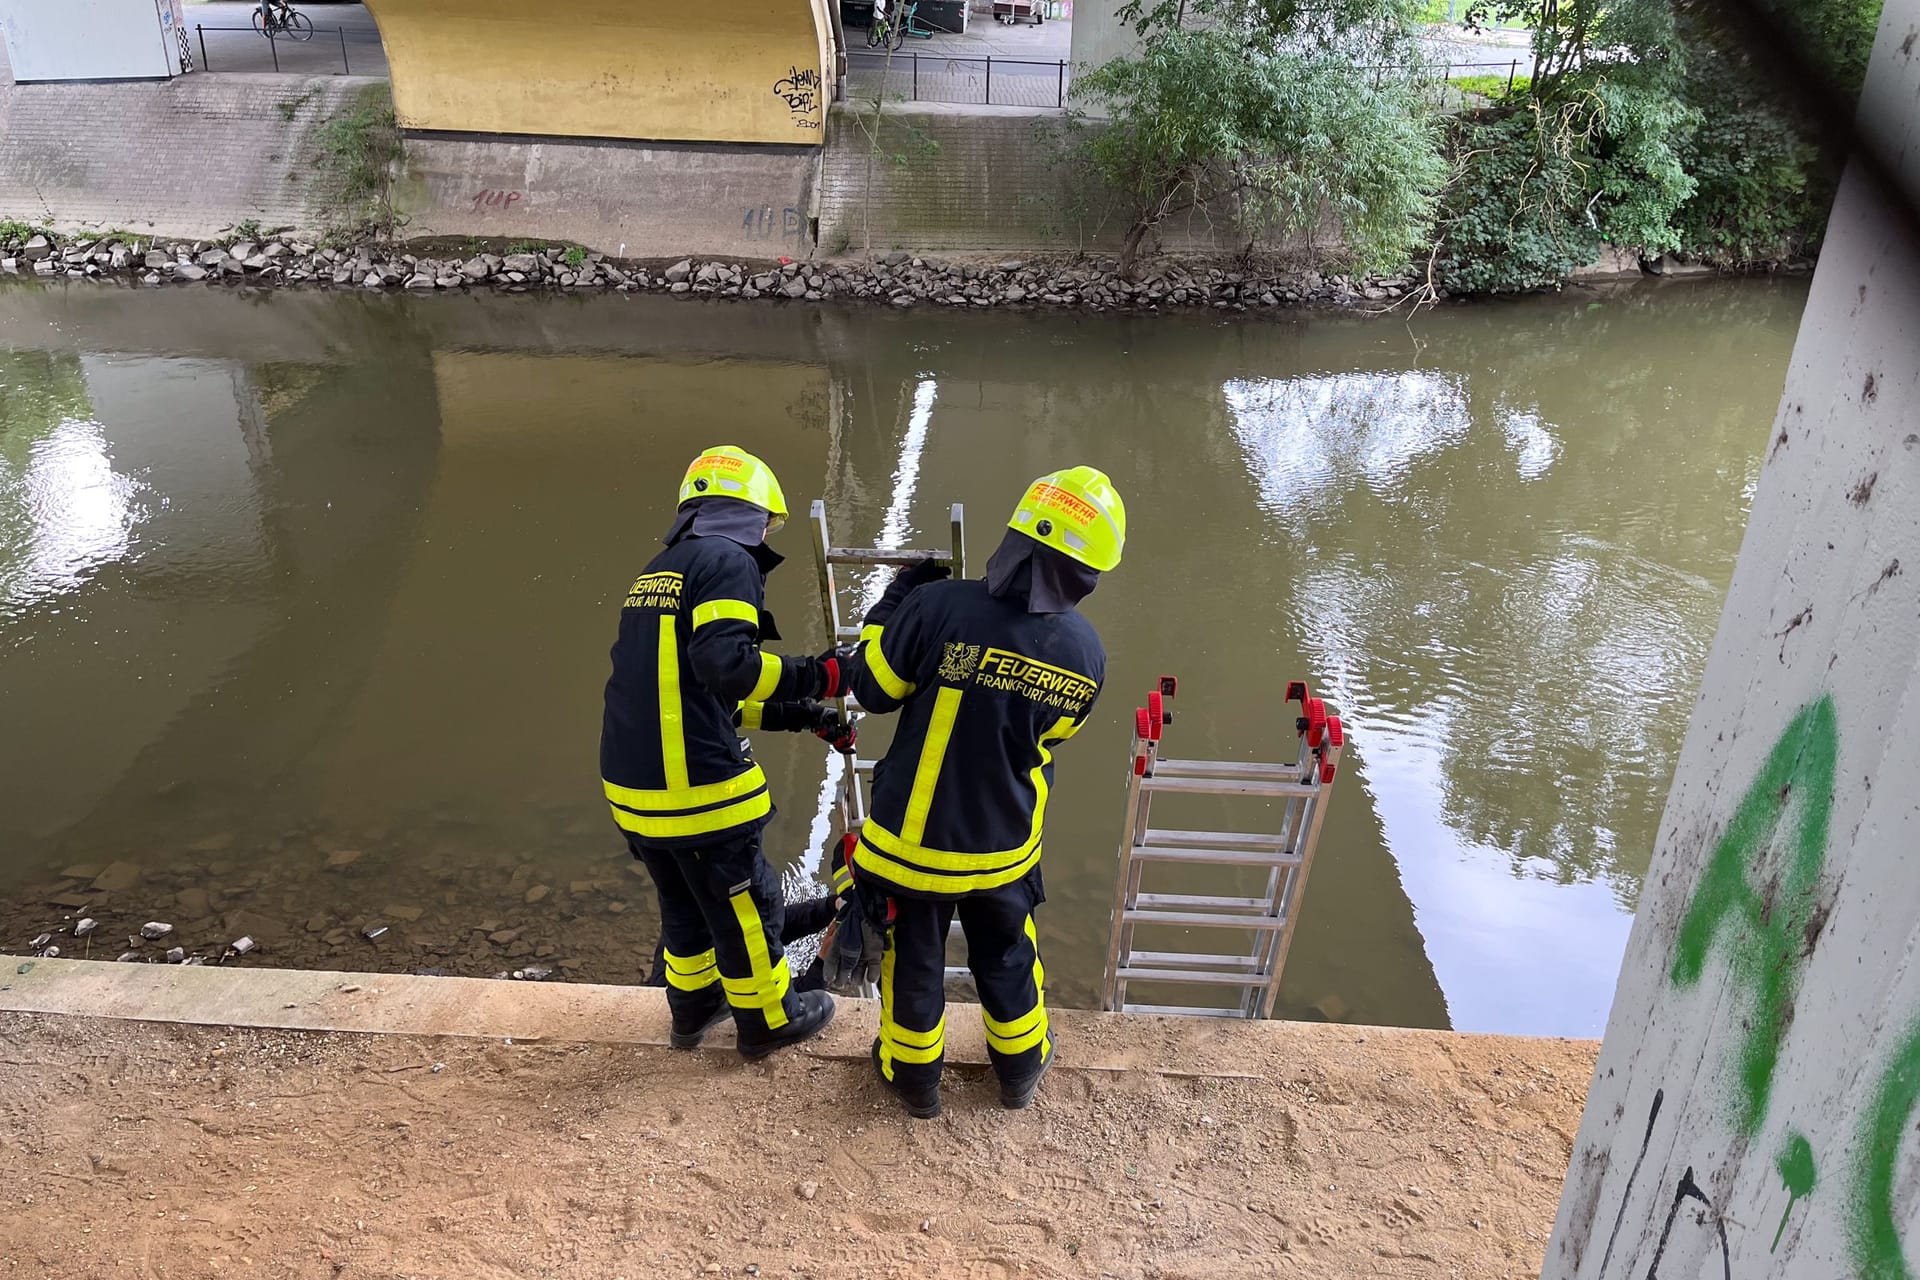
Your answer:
[773,67,823,127]
[471,189,524,212]
[1586,694,1920,1277]
[742,206,803,240]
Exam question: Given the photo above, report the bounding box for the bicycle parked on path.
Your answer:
[866,0,933,48]
[253,0,314,41]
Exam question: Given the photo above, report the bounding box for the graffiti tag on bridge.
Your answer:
[471,189,523,212]
[773,67,821,121]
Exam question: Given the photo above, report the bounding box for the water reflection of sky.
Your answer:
[1223,371,1472,512]
[1225,368,1705,1038]
[0,406,142,619]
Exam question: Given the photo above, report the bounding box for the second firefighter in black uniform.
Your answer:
[839,465,1126,1117]
[601,446,851,1058]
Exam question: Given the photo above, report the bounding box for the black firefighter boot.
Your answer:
[870,1041,942,1119]
[998,1042,1055,1110]
[668,989,731,1050]
[736,989,836,1061]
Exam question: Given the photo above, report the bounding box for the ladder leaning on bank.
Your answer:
[1102,678,1345,1019]
[808,499,970,982]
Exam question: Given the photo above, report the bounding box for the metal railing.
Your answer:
[845,51,1071,109]
[194,23,384,75]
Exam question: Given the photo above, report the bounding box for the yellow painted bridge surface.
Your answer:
[365,0,833,144]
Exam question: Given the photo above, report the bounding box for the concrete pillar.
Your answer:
[1543,1,1920,1276]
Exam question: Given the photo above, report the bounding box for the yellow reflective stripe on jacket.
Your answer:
[853,713,1076,894]
[860,814,1041,874]
[738,701,765,731]
[901,687,962,845]
[854,835,1042,896]
[831,860,854,895]
[860,623,884,644]
[749,651,782,701]
[726,886,791,1030]
[657,615,689,790]
[692,598,759,630]
[663,947,719,992]
[608,789,772,840]
[604,764,768,813]
[864,637,914,700]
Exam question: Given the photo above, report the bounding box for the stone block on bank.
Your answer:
[1570,244,1646,282]
[91,861,141,892]
[1642,252,1714,277]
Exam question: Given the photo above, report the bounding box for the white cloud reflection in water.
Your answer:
[1223,370,1641,1036]
[1,414,143,617]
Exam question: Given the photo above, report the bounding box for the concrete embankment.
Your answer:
[0,73,380,239]
[0,958,1593,1279]
[0,66,1304,264]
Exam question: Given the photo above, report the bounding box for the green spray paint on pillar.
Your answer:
[1668,695,1838,1137]
[1851,1020,1920,1279]
[1774,1131,1816,1251]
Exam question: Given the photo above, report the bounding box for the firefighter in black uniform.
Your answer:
[839,465,1125,1117]
[602,446,852,1057]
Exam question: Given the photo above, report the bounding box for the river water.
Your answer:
[0,278,1807,1036]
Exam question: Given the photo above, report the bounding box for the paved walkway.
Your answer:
[183,0,388,77]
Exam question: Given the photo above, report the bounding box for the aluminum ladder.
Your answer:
[808,499,969,982]
[1101,678,1346,1018]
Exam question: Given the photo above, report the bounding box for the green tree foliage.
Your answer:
[1436,0,1880,292]
[1072,0,1447,276]
[1437,0,1706,291]
[1666,0,1877,265]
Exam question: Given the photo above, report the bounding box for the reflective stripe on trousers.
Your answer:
[630,832,800,1041]
[875,874,1049,1091]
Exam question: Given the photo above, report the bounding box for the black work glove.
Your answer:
[804,703,858,755]
[821,882,891,994]
[865,558,951,629]
[811,645,854,699]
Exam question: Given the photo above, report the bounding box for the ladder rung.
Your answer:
[1141,775,1315,797]
[1143,828,1288,850]
[826,547,954,567]
[1123,908,1288,930]
[943,966,971,981]
[1121,1002,1249,1018]
[1153,758,1306,781]
[1129,949,1263,971]
[1134,893,1272,912]
[1131,845,1301,867]
[1117,966,1267,985]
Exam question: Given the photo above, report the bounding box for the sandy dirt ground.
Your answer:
[0,1012,1595,1280]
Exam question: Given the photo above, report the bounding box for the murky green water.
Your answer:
[0,279,1806,1035]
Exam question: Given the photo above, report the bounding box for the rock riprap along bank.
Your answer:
[0,229,1430,310]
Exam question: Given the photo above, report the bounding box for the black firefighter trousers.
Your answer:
[629,828,806,1044]
[878,870,1050,1093]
